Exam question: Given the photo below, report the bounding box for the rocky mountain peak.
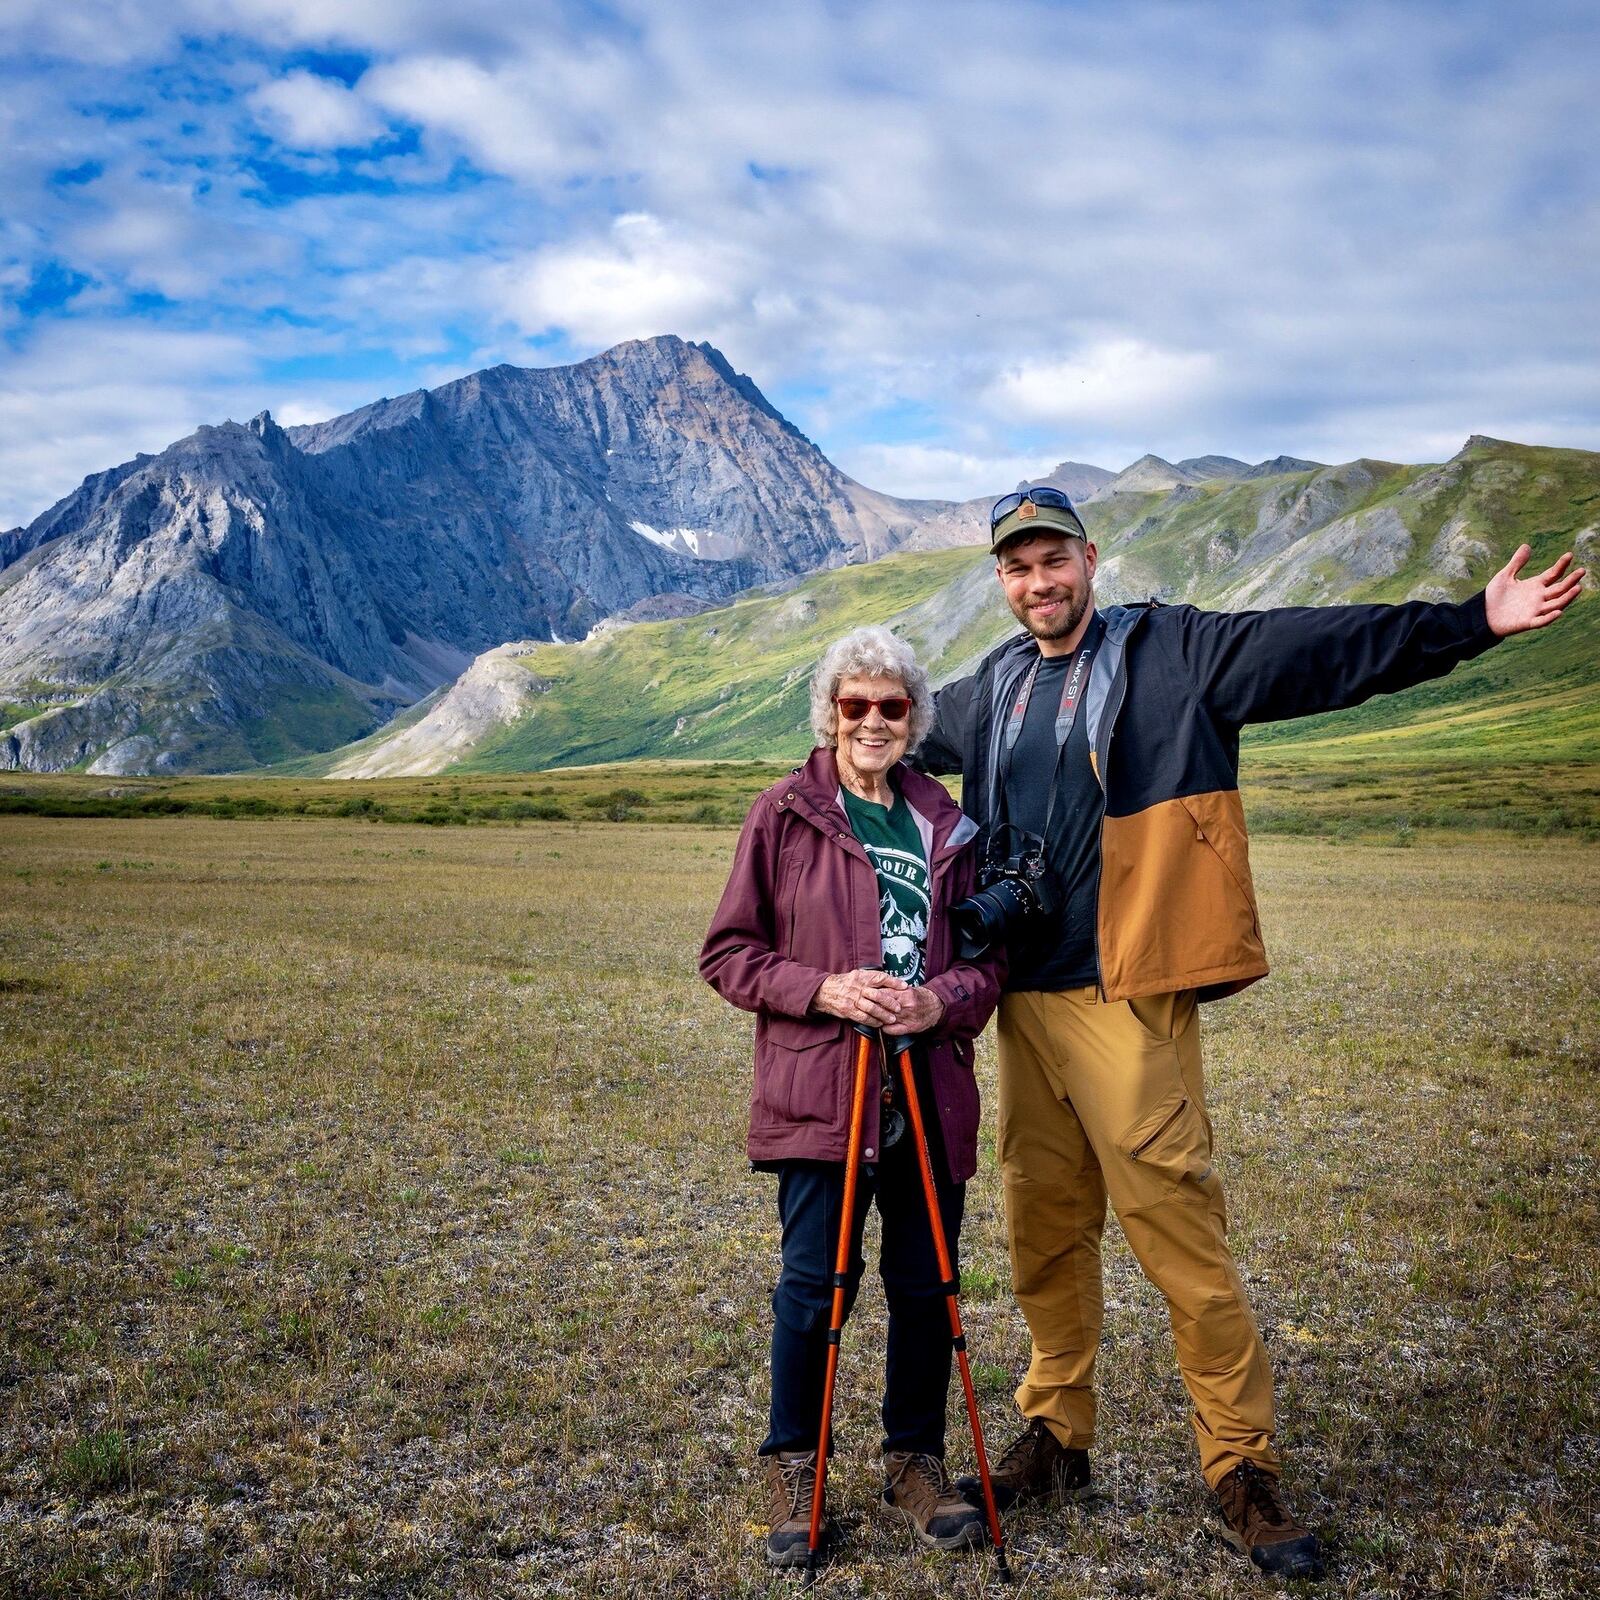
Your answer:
[1090,454,1198,498]
[1175,454,1251,480]
[1242,454,1324,479]
[1027,460,1115,502]
[0,333,976,774]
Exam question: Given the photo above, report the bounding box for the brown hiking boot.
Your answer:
[881,1451,986,1549]
[958,1417,1091,1510]
[763,1450,823,1568]
[1215,1461,1325,1579]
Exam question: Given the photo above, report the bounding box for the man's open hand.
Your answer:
[1485,544,1586,637]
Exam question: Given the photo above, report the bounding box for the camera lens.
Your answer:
[951,877,1031,960]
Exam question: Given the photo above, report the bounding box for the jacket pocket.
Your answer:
[776,853,805,952]
[1177,792,1260,938]
[760,1016,846,1126]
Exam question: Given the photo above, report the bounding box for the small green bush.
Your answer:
[503,798,566,820]
[57,1428,135,1495]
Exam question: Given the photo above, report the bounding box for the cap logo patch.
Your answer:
[1017,500,1037,520]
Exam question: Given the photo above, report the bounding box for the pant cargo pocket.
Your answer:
[1116,1085,1213,1205]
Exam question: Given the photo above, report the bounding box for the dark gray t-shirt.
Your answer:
[998,619,1105,990]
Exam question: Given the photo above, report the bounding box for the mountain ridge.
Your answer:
[0,336,973,774]
[5,335,1594,777]
[280,435,1598,779]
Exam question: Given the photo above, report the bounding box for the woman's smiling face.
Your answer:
[833,673,911,776]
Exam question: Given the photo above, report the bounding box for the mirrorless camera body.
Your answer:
[949,823,1058,960]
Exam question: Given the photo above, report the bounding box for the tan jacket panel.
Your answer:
[1098,790,1268,1002]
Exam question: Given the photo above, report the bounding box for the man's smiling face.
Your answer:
[996,532,1098,650]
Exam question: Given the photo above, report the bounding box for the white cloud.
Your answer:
[248,70,388,150]
[0,0,183,64]
[986,342,1225,432]
[63,172,300,300]
[488,213,756,350]
[835,443,1060,502]
[360,45,629,183]
[1,0,1598,521]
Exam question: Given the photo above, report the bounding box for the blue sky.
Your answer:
[1,0,1597,528]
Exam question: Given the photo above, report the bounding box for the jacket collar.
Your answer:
[773,745,976,863]
[980,603,1155,802]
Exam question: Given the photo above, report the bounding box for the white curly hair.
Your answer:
[808,626,934,751]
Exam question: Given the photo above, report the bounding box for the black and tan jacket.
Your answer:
[917,592,1499,1002]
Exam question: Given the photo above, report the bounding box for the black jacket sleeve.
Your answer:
[913,672,976,775]
[1172,591,1500,728]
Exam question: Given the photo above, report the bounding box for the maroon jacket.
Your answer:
[699,746,1004,1183]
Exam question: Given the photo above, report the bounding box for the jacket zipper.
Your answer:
[1091,652,1130,1002]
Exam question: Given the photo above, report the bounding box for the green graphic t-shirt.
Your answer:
[840,783,930,986]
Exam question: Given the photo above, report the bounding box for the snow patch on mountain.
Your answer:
[628,521,744,561]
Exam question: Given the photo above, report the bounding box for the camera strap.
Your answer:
[991,632,1098,831]
[1001,641,1095,755]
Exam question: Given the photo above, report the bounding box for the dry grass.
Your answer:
[0,818,1596,1598]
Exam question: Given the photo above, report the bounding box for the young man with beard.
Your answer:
[914,486,1583,1579]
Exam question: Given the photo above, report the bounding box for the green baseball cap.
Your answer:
[989,495,1089,555]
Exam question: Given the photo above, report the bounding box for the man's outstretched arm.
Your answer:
[1179,543,1586,728]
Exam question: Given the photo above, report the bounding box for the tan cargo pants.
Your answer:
[996,986,1278,1489]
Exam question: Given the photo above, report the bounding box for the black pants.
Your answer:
[762,1087,965,1458]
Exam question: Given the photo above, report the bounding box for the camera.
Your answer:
[950,824,1058,960]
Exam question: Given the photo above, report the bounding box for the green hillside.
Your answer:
[458,546,997,772]
[277,437,1596,783]
[1244,439,1599,763]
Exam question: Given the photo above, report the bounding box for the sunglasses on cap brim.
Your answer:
[989,485,1079,529]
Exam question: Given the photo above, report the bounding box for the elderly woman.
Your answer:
[700,626,1004,1568]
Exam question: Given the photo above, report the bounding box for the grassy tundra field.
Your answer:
[2,750,1598,837]
[1,816,1597,1598]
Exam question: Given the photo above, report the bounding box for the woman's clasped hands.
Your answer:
[812,968,945,1034]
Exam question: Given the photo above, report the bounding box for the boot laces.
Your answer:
[902,1451,950,1492]
[1235,1463,1290,1533]
[777,1454,816,1518]
[996,1418,1051,1474]
[889,1450,954,1514]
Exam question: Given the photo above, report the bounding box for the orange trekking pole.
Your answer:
[804,1024,874,1587]
[886,1031,1013,1583]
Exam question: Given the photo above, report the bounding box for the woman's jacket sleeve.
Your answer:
[698,796,830,1020]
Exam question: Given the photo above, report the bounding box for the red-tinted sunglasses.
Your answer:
[833,694,914,723]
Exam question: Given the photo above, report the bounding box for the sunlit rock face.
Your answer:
[0,335,962,773]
